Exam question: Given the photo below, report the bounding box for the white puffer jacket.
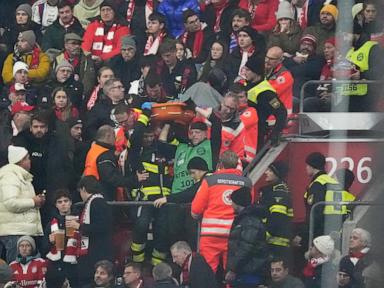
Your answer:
[0,164,43,236]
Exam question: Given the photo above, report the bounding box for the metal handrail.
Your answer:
[242,140,271,177]
[308,201,384,247]
[299,80,382,113]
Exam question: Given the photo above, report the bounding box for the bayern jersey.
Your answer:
[10,258,46,288]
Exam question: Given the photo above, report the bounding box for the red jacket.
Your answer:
[82,20,130,61]
[240,106,258,162]
[10,258,46,288]
[220,119,246,160]
[192,168,253,238]
[239,0,279,32]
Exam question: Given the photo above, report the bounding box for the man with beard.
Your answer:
[94,260,117,288]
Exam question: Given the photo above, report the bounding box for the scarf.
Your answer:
[229,32,238,53]
[297,2,308,29]
[46,218,78,264]
[87,84,101,110]
[349,247,369,265]
[78,194,104,256]
[59,17,75,29]
[92,21,118,56]
[180,253,194,285]
[180,24,206,59]
[144,31,166,55]
[126,0,154,28]
[303,256,329,278]
[238,46,256,79]
[63,51,80,69]
[13,47,41,69]
[213,0,229,32]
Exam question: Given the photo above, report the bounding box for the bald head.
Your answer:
[96,125,115,146]
[265,46,284,72]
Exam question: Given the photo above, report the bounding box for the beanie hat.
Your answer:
[187,157,209,171]
[8,145,29,164]
[352,3,364,20]
[121,35,137,50]
[320,4,339,21]
[305,152,325,170]
[276,1,294,21]
[17,236,36,253]
[0,260,12,284]
[313,235,334,256]
[269,161,288,179]
[338,257,355,278]
[55,60,74,74]
[245,55,265,76]
[325,36,336,47]
[335,168,355,190]
[100,0,117,12]
[66,117,82,128]
[13,61,29,77]
[16,4,32,19]
[231,186,252,207]
[18,30,36,47]
[190,121,208,131]
[238,26,258,43]
[300,34,317,49]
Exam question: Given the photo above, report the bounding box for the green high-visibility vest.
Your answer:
[171,139,212,193]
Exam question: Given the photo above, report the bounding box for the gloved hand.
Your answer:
[141,102,153,110]
[270,133,281,147]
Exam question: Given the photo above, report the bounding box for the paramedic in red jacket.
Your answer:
[191,150,253,272]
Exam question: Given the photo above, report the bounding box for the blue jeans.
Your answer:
[0,235,20,263]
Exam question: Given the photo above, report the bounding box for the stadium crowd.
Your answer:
[0,0,383,287]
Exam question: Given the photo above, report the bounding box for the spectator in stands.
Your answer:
[94,260,116,288]
[228,26,266,82]
[244,55,287,149]
[86,66,114,111]
[71,176,113,286]
[2,30,51,85]
[110,36,141,92]
[82,0,130,64]
[9,236,46,287]
[265,46,294,116]
[154,39,197,98]
[179,9,214,64]
[0,146,45,263]
[192,151,253,273]
[303,4,337,56]
[3,4,42,52]
[339,228,375,288]
[284,34,324,102]
[259,161,293,258]
[55,33,96,99]
[198,40,229,82]
[170,241,217,288]
[143,12,168,56]
[269,257,304,288]
[303,235,335,288]
[74,0,103,29]
[337,257,355,288]
[268,1,303,57]
[176,41,188,61]
[225,188,269,287]
[203,0,239,36]
[290,0,324,30]
[157,0,199,38]
[152,263,178,288]
[362,1,384,45]
[38,59,84,110]
[52,87,79,122]
[218,9,251,54]
[10,100,34,137]
[32,0,59,32]
[42,1,84,52]
[123,262,145,288]
[238,0,279,33]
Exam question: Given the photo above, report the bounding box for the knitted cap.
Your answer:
[8,145,29,164]
[64,32,82,43]
[13,61,29,76]
[231,186,252,207]
[276,1,294,20]
[187,157,209,171]
[245,55,265,76]
[100,0,116,12]
[17,236,36,253]
[121,35,136,50]
[66,117,82,128]
[238,26,258,43]
[338,257,355,278]
[190,121,208,131]
[18,30,36,47]
[300,34,317,48]
[313,235,334,256]
[320,4,339,21]
[269,161,288,179]
[16,4,32,19]
[325,36,336,47]
[305,152,325,170]
[352,3,364,20]
[55,59,74,74]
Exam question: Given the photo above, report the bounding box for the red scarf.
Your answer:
[213,0,229,32]
[240,45,255,56]
[180,253,195,285]
[144,31,166,55]
[180,27,204,59]
[30,47,41,69]
[46,218,78,264]
[298,2,308,29]
[91,21,118,56]
[248,2,257,19]
[63,51,79,69]
[87,84,100,111]
[126,0,154,27]
[349,251,366,259]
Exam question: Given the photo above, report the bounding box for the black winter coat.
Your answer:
[227,205,269,276]
[152,278,179,288]
[109,54,141,92]
[189,253,217,288]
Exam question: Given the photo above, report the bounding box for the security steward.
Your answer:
[127,103,172,266]
[83,125,134,201]
[259,161,293,258]
[243,55,287,150]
